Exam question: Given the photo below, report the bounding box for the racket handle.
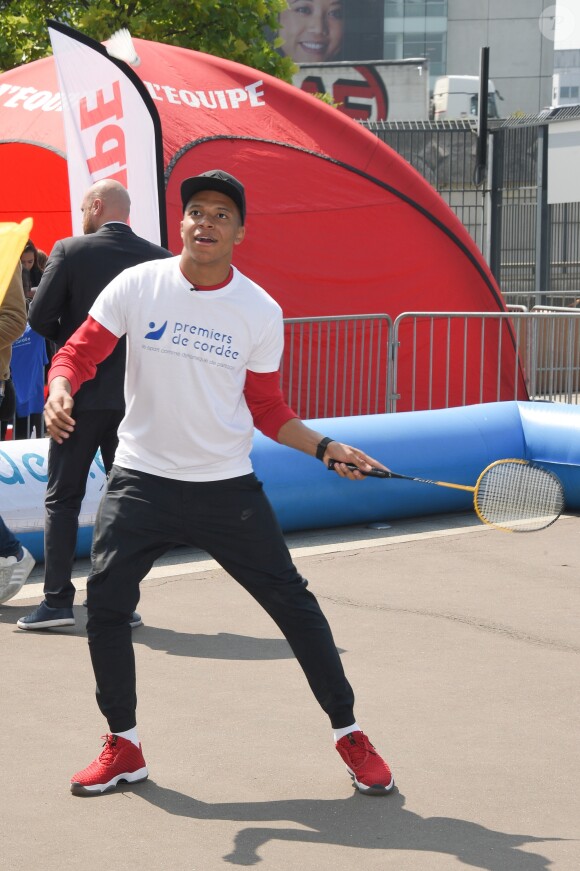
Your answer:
[327,460,391,478]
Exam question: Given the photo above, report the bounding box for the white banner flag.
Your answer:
[48,20,166,245]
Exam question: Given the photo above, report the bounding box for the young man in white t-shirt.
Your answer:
[44,169,394,799]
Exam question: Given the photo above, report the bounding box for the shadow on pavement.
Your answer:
[133,627,298,660]
[0,606,344,660]
[126,782,562,869]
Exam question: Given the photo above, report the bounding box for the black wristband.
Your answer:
[315,437,335,462]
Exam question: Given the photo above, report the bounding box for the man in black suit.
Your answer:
[17,179,171,631]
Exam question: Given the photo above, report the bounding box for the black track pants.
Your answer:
[86,466,356,732]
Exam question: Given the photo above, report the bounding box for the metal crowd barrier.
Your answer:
[503,290,580,309]
[391,310,580,411]
[281,314,392,419]
[3,310,577,440]
[1,413,44,441]
[282,310,580,418]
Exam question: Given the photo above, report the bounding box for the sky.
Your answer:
[554,0,580,49]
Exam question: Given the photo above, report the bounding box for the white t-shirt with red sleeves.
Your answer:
[89,257,284,481]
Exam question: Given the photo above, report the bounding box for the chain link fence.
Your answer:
[362,115,580,306]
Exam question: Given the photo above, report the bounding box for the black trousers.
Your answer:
[86,466,356,732]
[44,409,124,608]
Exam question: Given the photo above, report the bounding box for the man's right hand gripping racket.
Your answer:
[327,458,564,533]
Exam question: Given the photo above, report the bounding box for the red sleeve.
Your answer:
[244,370,298,441]
[48,316,120,396]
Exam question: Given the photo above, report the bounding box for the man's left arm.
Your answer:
[277,418,389,480]
[244,371,388,480]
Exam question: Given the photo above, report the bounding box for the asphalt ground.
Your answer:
[1,510,579,871]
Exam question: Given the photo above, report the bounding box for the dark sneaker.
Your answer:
[70,734,148,796]
[0,547,35,604]
[82,599,143,629]
[336,730,394,795]
[16,600,75,630]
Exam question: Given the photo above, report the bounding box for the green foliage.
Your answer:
[0,0,296,81]
[312,92,342,109]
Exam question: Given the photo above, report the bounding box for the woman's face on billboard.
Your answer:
[279,0,344,63]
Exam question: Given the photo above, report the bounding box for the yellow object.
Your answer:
[0,218,34,307]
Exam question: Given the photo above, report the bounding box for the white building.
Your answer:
[380,0,554,115]
[553,48,580,106]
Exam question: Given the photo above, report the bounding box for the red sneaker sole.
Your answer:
[349,771,395,795]
[70,767,148,796]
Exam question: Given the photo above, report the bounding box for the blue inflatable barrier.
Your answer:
[252,400,580,531]
[1,401,579,562]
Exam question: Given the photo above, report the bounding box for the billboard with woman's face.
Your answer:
[276,0,384,64]
[278,0,345,64]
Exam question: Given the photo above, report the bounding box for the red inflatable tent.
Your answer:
[0,36,527,411]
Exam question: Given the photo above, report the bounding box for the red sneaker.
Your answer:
[70,734,148,796]
[336,731,394,795]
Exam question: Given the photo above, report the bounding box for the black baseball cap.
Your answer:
[180,169,246,224]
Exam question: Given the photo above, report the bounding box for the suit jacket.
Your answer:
[29,223,172,411]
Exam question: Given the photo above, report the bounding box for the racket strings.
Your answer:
[474,461,564,532]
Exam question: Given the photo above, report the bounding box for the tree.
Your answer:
[0,0,296,81]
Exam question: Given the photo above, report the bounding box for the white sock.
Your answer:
[113,727,140,747]
[333,722,361,742]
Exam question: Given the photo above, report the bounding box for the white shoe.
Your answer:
[0,548,35,604]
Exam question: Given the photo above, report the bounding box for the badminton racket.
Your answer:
[327,457,564,533]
